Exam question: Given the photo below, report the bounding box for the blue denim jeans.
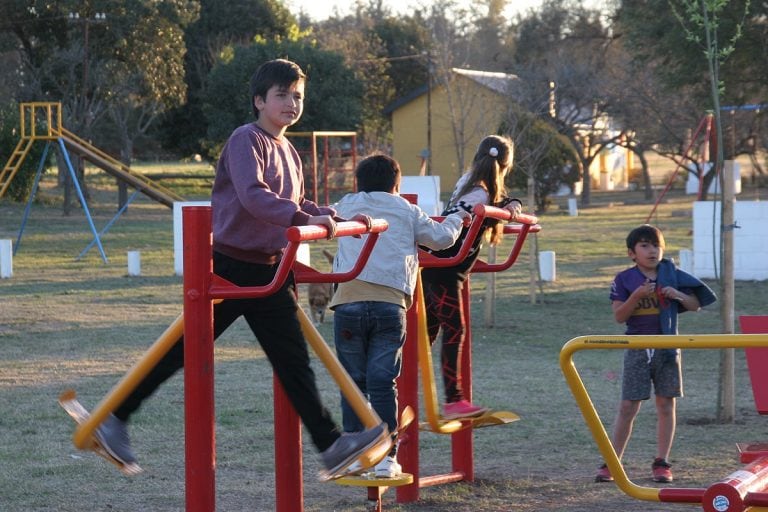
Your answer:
[333,301,406,444]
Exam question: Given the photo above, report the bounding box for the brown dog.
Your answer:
[307,249,335,325]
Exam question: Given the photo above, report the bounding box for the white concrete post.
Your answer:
[0,239,12,278]
[127,251,141,276]
[173,201,211,276]
[296,243,311,266]
[568,197,578,217]
[539,250,556,282]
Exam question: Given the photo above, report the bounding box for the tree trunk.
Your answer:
[633,147,652,200]
[527,175,538,304]
[717,160,736,422]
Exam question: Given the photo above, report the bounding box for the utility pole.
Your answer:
[65,9,106,214]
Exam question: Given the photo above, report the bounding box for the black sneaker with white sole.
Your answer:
[319,423,388,480]
[95,414,138,466]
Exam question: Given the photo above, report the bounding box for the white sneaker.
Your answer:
[374,455,402,478]
[344,460,365,475]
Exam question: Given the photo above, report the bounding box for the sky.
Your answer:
[285,0,603,22]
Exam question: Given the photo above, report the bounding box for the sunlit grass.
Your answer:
[1,177,767,511]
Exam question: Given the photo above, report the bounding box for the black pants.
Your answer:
[114,251,341,452]
[423,277,466,403]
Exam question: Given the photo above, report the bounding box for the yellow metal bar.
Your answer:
[298,306,392,466]
[415,272,463,434]
[560,333,768,504]
[73,313,185,449]
[297,306,383,430]
[19,103,26,138]
[17,102,63,140]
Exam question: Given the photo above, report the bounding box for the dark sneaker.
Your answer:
[320,423,388,481]
[95,414,137,465]
[595,463,613,482]
[652,458,673,483]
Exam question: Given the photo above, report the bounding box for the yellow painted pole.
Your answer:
[73,313,185,449]
[415,272,463,434]
[560,333,768,504]
[297,306,382,429]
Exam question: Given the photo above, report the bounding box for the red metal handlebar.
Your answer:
[210,219,389,298]
[286,219,388,242]
[293,219,391,284]
[419,205,540,269]
[473,204,539,225]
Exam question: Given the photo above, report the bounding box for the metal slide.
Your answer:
[59,128,184,208]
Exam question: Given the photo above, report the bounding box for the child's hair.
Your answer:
[355,154,401,193]
[250,59,306,118]
[452,135,514,245]
[626,224,666,250]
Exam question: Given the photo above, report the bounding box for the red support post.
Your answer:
[739,316,768,414]
[396,292,421,503]
[274,375,303,512]
[183,206,216,512]
[397,193,421,504]
[452,279,474,481]
[181,211,386,511]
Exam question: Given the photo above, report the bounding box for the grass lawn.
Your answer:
[1,170,767,511]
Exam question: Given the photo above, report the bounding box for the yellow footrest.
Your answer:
[470,409,520,428]
[334,473,414,487]
[419,409,520,432]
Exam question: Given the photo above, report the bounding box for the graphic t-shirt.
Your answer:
[610,266,661,335]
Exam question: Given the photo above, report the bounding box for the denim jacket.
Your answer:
[657,258,717,334]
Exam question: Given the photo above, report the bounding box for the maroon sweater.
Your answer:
[211,123,334,264]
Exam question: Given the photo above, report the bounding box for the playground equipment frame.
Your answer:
[560,333,768,511]
[395,203,541,504]
[3,102,184,262]
[181,206,391,511]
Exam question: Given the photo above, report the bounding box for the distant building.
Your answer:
[387,67,633,196]
[387,68,520,192]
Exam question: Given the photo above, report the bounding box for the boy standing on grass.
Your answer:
[595,224,716,484]
[330,154,469,478]
[95,58,387,481]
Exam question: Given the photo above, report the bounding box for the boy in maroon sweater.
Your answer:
[95,59,386,480]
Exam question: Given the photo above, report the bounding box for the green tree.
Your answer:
[503,108,578,212]
[310,5,433,152]
[158,0,297,157]
[104,0,199,166]
[201,38,363,157]
[512,0,617,206]
[669,0,750,425]
[0,0,199,207]
[465,0,515,72]
[616,0,766,168]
